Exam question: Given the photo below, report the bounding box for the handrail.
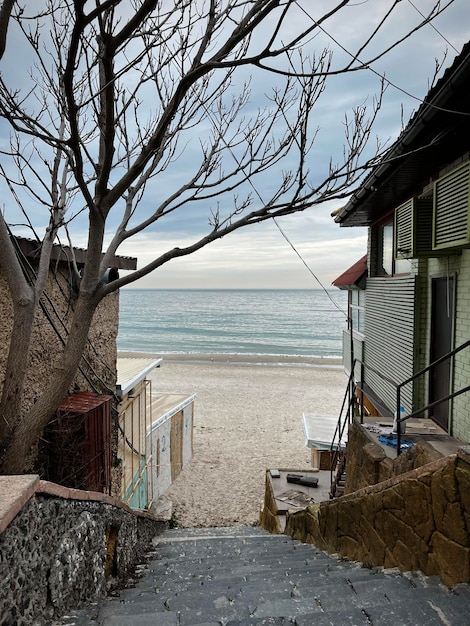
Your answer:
[339,337,470,462]
[329,361,357,487]
[329,355,397,489]
[395,338,470,455]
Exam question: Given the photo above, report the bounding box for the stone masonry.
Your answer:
[0,476,166,625]
[284,447,470,587]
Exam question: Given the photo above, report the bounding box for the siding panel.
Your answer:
[433,162,470,249]
[364,276,416,414]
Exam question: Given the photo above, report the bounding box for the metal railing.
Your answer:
[330,338,470,491]
[329,362,358,488]
[395,337,470,455]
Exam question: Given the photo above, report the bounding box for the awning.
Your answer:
[332,255,367,289]
[116,356,162,397]
[302,413,347,450]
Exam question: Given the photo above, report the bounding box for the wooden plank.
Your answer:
[170,410,184,481]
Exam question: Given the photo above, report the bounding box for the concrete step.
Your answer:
[57,525,469,626]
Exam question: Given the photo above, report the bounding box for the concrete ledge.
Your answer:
[0,475,40,534]
[0,474,162,536]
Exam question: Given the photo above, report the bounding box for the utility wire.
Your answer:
[406,0,460,53]
[187,87,348,317]
[294,0,469,116]
[272,216,348,317]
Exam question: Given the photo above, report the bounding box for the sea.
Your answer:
[117,289,348,359]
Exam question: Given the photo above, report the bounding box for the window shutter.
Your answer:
[433,161,470,250]
[394,196,438,258]
[395,199,414,258]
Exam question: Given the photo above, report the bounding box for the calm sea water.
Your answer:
[117,289,348,358]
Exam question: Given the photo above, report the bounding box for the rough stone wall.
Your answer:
[259,473,282,535]
[285,448,470,587]
[0,490,166,625]
[344,419,443,494]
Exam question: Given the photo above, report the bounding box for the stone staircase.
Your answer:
[329,453,347,499]
[59,526,470,626]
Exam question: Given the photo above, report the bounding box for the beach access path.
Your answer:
[143,353,347,528]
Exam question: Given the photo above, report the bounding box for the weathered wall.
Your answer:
[285,447,470,587]
[0,266,120,481]
[0,269,119,415]
[0,479,166,626]
[149,414,172,502]
[259,472,282,535]
[344,419,443,493]
[182,403,194,467]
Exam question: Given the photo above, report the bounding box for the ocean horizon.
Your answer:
[117,288,348,359]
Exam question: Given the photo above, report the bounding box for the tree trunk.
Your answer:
[1,291,99,474]
[0,294,36,445]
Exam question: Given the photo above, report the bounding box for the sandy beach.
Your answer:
[140,353,347,528]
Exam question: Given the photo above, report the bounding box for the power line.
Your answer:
[406,0,460,53]
[294,0,469,116]
[272,217,348,317]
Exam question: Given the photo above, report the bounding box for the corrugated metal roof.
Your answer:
[59,391,113,413]
[336,41,470,227]
[302,413,347,450]
[14,236,137,270]
[332,255,367,288]
[117,357,162,397]
[149,393,196,431]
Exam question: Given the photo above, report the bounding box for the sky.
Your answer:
[2,1,470,290]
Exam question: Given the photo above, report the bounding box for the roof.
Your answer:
[116,356,162,397]
[14,236,137,271]
[332,255,367,288]
[59,391,113,413]
[336,41,470,227]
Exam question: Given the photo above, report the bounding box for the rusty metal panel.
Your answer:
[84,398,112,493]
[41,392,113,494]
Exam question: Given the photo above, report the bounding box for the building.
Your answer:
[334,41,470,443]
[0,236,136,491]
[117,356,195,512]
[276,43,470,586]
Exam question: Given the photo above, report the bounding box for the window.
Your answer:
[378,223,393,275]
[376,221,412,276]
[349,289,365,335]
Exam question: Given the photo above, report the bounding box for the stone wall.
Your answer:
[0,477,166,625]
[285,447,470,587]
[0,271,119,417]
[344,419,443,493]
[259,472,282,535]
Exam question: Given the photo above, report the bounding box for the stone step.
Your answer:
[57,525,469,626]
[160,525,270,539]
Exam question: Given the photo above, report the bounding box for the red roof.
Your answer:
[332,255,367,288]
[59,392,113,414]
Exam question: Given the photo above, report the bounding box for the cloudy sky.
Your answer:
[120,0,470,290]
[2,1,470,290]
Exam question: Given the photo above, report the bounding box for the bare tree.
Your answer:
[0,0,450,472]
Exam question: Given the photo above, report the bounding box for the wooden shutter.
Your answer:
[395,196,438,258]
[433,161,470,250]
[395,199,414,258]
